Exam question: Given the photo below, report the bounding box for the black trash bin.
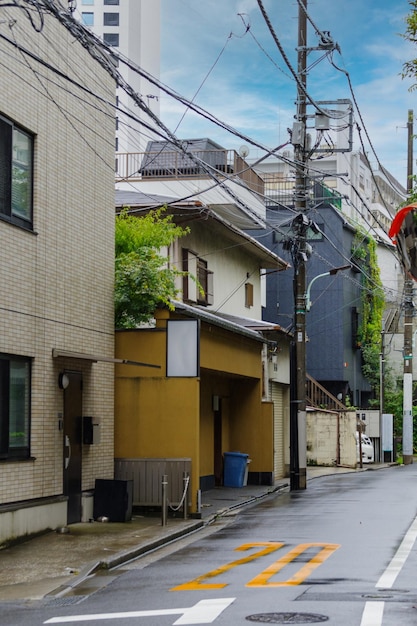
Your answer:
[93,478,133,522]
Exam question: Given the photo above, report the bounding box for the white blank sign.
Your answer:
[166,319,199,377]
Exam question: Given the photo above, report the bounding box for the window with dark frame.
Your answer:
[103,12,119,26]
[0,355,31,460]
[245,282,254,308]
[182,249,213,306]
[103,32,119,47]
[351,307,360,349]
[0,116,33,230]
[104,0,119,4]
[196,257,213,305]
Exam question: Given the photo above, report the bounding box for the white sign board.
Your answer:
[167,319,199,377]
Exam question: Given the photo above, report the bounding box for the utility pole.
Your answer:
[290,0,308,490]
[379,327,386,462]
[403,109,414,465]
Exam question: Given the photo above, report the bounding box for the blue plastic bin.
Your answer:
[223,451,249,488]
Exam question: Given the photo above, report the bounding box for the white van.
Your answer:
[356,432,374,464]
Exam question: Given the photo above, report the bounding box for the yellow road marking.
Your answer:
[246,542,340,587]
[171,542,284,591]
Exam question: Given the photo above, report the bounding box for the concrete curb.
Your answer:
[48,485,289,598]
[204,483,290,523]
[48,520,205,598]
[46,465,398,599]
[100,520,205,570]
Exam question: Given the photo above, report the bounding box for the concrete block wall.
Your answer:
[307,409,357,468]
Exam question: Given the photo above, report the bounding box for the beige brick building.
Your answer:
[0,6,115,541]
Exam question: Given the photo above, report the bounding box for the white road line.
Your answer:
[360,513,417,626]
[174,598,236,625]
[376,514,417,589]
[360,601,385,626]
[43,597,236,625]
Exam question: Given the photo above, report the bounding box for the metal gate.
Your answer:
[114,458,191,507]
[271,383,285,480]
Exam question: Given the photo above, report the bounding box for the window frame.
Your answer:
[0,115,34,231]
[0,354,32,460]
[82,12,94,26]
[103,32,119,47]
[245,282,254,308]
[103,12,119,26]
[182,249,213,306]
[196,257,213,305]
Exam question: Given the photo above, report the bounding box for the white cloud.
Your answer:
[160,0,415,185]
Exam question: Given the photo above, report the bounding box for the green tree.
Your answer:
[351,227,385,401]
[402,0,417,89]
[115,208,189,328]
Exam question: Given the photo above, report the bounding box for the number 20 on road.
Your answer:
[171,542,340,590]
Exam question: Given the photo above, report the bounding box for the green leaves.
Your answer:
[352,227,384,398]
[116,207,188,255]
[401,1,417,88]
[115,208,189,328]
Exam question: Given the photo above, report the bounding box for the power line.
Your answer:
[256,0,343,120]
[7,0,404,322]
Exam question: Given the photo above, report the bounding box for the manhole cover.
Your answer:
[246,613,329,624]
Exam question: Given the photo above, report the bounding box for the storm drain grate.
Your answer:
[42,596,87,608]
[246,613,329,624]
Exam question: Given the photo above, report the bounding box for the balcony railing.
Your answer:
[115,150,264,196]
[260,174,344,209]
[306,373,348,411]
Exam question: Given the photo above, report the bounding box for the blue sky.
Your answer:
[160,0,416,188]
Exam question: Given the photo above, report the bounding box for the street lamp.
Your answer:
[305,265,352,312]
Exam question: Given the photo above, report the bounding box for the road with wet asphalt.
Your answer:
[3,464,417,625]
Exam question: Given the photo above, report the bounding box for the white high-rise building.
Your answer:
[76,0,161,153]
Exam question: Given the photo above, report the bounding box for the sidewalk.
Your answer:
[0,464,391,602]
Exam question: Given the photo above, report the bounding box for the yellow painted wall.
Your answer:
[200,325,262,378]
[199,380,214,477]
[198,373,273,478]
[221,397,232,454]
[115,315,274,511]
[115,377,199,458]
[116,328,166,378]
[115,374,200,510]
[228,380,274,472]
[199,373,232,477]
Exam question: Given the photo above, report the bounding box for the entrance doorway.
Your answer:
[62,371,83,524]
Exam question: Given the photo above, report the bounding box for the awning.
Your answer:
[52,348,160,368]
